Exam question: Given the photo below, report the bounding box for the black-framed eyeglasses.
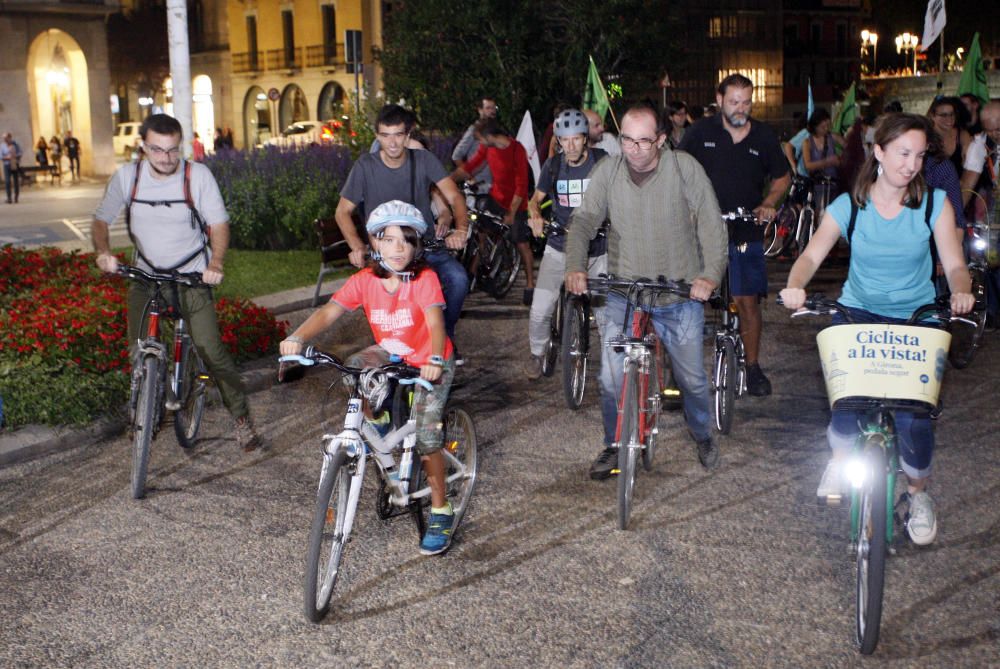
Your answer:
[144,143,181,156]
[620,136,657,150]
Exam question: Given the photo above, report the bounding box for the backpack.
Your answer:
[125,159,210,273]
[847,187,937,283]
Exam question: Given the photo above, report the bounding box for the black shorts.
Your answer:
[483,196,530,243]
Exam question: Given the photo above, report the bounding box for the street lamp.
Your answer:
[895,32,919,75]
[861,29,879,76]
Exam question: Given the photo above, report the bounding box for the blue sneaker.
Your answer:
[419,511,455,555]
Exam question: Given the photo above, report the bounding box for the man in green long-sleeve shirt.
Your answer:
[565,104,728,475]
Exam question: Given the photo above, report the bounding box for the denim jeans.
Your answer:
[827,305,935,479]
[3,163,19,202]
[599,293,712,446]
[423,248,469,341]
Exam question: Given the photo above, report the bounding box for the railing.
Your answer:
[232,51,264,74]
[305,43,344,69]
[233,44,348,74]
[266,47,303,71]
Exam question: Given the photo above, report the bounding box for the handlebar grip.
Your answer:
[278,354,315,366]
[399,377,435,391]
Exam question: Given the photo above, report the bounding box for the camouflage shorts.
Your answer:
[346,345,455,455]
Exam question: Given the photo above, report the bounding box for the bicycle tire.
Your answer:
[765,205,797,257]
[642,341,665,472]
[304,449,352,623]
[488,237,521,299]
[948,267,987,369]
[714,338,736,435]
[855,446,888,655]
[130,356,158,500]
[561,297,588,409]
[617,363,640,531]
[541,293,560,377]
[797,206,815,255]
[407,405,478,538]
[173,345,208,449]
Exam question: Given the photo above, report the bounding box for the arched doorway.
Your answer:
[317,82,345,121]
[279,84,309,130]
[243,86,270,147]
[192,75,215,147]
[27,29,92,172]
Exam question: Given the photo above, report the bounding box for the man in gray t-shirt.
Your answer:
[336,105,471,350]
[91,113,261,451]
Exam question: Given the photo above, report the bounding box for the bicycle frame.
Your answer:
[845,413,900,547]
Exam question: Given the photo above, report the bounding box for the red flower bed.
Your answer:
[0,247,287,427]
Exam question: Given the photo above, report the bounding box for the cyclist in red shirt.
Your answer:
[452,118,535,305]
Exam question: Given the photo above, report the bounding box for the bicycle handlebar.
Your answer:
[279,347,434,391]
[588,273,709,301]
[777,293,978,328]
[720,208,758,224]
[116,264,206,288]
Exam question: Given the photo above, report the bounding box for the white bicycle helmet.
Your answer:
[366,200,428,237]
[553,109,589,137]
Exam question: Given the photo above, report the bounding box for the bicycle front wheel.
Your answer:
[173,346,209,449]
[765,205,797,257]
[304,450,353,623]
[131,356,159,499]
[561,297,588,409]
[541,294,560,377]
[642,342,665,472]
[855,447,888,655]
[485,236,520,299]
[714,338,736,435]
[797,207,815,254]
[617,363,640,531]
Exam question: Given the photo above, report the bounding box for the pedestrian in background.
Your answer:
[35,137,49,167]
[64,130,81,180]
[192,132,206,162]
[1,132,22,203]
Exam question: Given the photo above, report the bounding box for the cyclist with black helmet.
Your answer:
[525,109,607,378]
[280,200,459,556]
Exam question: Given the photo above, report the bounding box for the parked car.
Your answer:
[264,119,341,149]
[113,122,142,158]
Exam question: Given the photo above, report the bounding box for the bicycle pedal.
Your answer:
[820,494,843,508]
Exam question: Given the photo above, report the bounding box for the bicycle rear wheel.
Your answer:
[764,205,796,257]
[304,449,352,623]
[797,206,815,255]
[642,342,665,472]
[407,405,478,538]
[541,293,561,377]
[485,236,520,299]
[173,346,209,449]
[561,297,588,409]
[714,338,736,435]
[131,356,159,499]
[948,267,987,369]
[855,447,888,655]
[617,363,640,531]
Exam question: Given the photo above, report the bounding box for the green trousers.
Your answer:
[128,282,249,419]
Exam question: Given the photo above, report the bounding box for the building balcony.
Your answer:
[232,43,346,75]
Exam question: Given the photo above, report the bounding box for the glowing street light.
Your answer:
[861,29,879,76]
[895,32,919,75]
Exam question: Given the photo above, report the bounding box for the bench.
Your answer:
[312,214,366,306]
[18,164,60,185]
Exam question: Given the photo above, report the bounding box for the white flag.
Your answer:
[920,0,946,52]
[516,110,541,185]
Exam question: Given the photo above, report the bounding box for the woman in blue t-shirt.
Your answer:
[780,113,974,547]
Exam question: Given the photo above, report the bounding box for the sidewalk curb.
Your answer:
[0,281,343,469]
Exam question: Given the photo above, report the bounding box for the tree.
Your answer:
[378,0,681,133]
[106,4,171,108]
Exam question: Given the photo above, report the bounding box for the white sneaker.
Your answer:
[816,460,844,499]
[906,491,938,546]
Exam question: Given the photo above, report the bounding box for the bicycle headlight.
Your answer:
[972,237,987,251]
[844,456,867,489]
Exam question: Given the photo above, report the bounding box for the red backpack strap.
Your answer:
[183,160,194,210]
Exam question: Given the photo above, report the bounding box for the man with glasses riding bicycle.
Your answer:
[680,74,791,398]
[524,109,607,379]
[91,113,261,451]
[565,103,728,476]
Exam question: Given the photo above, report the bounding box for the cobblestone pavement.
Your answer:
[1,261,998,668]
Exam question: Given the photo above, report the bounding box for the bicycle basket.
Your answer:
[815,324,951,411]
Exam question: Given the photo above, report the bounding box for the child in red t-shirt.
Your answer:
[280,201,457,555]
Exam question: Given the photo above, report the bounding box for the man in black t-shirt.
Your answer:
[680,74,790,397]
[336,105,471,357]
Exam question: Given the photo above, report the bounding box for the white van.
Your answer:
[113,122,142,158]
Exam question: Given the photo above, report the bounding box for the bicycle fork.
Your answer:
[847,435,897,550]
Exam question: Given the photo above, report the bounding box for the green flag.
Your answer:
[583,55,610,121]
[956,33,990,107]
[833,81,857,135]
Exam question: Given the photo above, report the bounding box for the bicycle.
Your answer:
[783,293,972,654]
[116,265,211,499]
[712,210,753,434]
[280,348,477,623]
[946,221,990,369]
[764,175,832,259]
[590,275,691,530]
[458,182,521,299]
